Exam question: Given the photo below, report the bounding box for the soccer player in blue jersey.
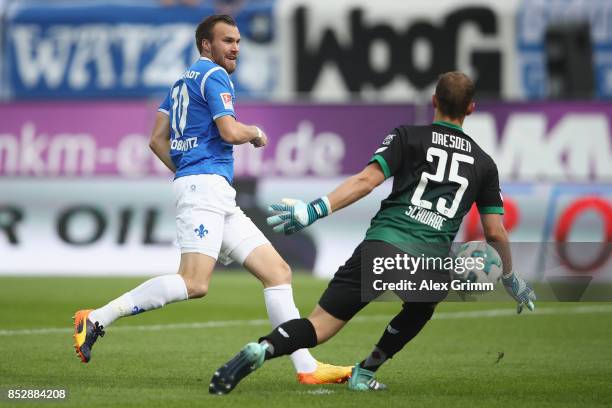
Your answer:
[73,14,350,385]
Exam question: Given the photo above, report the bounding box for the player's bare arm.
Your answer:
[267,163,385,234]
[481,213,536,312]
[149,112,176,173]
[215,115,267,147]
[327,162,386,212]
[480,213,513,276]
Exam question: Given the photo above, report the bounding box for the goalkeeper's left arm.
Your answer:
[481,214,536,313]
[266,163,386,234]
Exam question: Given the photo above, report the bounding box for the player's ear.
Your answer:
[202,39,211,54]
[466,101,475,116]
[432,94,438,109]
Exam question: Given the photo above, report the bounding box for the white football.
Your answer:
[452,241,503,292]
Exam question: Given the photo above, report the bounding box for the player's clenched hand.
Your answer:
[266,197,331,235]
[502,271,536,314]
[250,127,267,148]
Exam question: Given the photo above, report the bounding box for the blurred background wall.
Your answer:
[0,0,610,280]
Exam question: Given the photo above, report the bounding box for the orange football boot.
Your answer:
[297,361,352,384]
[73,309,105,363]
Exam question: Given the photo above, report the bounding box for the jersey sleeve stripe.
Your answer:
[478,206,505,214]
[370,155,391,179]
[212,112,236,121]
[200,66,225,101]
[157,108,169,115]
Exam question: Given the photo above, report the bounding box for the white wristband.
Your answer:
[322,195,332,215]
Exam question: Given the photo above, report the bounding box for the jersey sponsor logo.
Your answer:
[374,147,388,154]
[220,93,233,110]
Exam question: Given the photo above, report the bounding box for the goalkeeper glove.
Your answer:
[266,197,332,235]
[502,271,536,314]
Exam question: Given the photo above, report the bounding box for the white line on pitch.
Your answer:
[1,305,611,337]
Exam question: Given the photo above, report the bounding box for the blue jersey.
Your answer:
[158,57,236,183]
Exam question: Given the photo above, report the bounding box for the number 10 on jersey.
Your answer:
[171,83,189,139]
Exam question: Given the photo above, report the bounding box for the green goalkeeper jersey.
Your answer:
[364,121,504,257]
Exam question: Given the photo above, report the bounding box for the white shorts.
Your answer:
[173,174,269,265]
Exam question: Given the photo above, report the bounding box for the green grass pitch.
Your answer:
[1,273,611,407]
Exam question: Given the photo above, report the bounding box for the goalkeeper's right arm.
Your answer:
[266,162,386,235]
[325,162,386,213]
